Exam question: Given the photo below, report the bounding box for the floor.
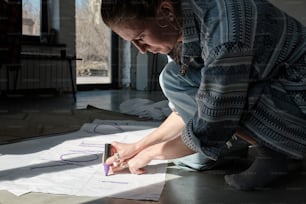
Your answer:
[0,89,166,114]
[0,89,306,204]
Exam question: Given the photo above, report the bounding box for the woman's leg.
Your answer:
[159,61,201,123]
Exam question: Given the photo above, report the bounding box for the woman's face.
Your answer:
[111,17,182,55]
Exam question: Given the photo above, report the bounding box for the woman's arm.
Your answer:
[181,42,255,160]
[135,111,185,151]
[106,111,186,164]
[115,136,196,174]
[143,135,195,160]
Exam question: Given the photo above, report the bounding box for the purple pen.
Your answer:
[103,163,110,176]
[103,143,111,176]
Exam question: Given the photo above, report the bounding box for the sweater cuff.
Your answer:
[181,120,201,153]
[181,120,218,160]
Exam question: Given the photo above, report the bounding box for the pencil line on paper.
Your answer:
[101,180,129,184]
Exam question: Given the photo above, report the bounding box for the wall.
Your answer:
[269,0,306,26]
[119,39,131,88]
[127,43,167,91]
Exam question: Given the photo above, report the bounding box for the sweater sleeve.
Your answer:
[181,41,254,160]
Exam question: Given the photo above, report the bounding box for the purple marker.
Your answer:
[103,163,110,176]
[103,143,111,176]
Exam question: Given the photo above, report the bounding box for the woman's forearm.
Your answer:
[135,112,185,152]
[143,136,195,160]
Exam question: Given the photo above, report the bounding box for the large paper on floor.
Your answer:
[0,121,167,201]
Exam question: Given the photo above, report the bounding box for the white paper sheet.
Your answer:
[0,121,167,201]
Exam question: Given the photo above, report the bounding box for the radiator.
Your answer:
[0,46,74,92]
[17,58,71,90]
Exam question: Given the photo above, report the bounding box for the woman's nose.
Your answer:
[132,41,147,54]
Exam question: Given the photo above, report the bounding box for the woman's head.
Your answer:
[101,0,182,55]
[101,0,161,27]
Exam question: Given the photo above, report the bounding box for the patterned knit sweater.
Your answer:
[179,0,306,160]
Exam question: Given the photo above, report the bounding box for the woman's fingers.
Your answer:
[129,167,147,175]
[113,160,127,169]
[105,152,120,164]
[110,161,128,172]
[126,155,150,174]
[105,142,126,164]
[108,159,148,175]
[103,142,150,175]
[109,141,137,161]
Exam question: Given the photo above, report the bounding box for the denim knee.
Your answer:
[159,62,200,122]
[159,61,181,99]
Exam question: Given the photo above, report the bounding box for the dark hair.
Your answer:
[101,0,181,27]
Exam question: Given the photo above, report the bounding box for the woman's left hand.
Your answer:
[110,148,152,174]
[126,151,152,174]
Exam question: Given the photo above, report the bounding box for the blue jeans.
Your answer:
[159,61,216,171]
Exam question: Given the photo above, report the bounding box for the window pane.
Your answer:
[22,0,41,36]
[76,0,111,85]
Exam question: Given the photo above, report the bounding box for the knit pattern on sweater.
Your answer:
[180,0,306,160]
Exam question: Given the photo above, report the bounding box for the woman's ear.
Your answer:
[157,1,175,19]
[156,1,181,30]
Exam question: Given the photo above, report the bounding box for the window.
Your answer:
[76,0,113,85]
[22,0,41,36]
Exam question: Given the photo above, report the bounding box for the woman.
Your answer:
[101,0,306,190]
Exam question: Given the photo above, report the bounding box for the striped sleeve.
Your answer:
[182,41,254,160]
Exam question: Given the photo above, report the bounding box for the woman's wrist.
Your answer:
[134,140,146,154]
[141,144,159,161]
[134,133,158,153]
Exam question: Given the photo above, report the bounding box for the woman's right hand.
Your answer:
[105,141,140,167]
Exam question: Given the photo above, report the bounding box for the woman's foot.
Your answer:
[224,146,302,190]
